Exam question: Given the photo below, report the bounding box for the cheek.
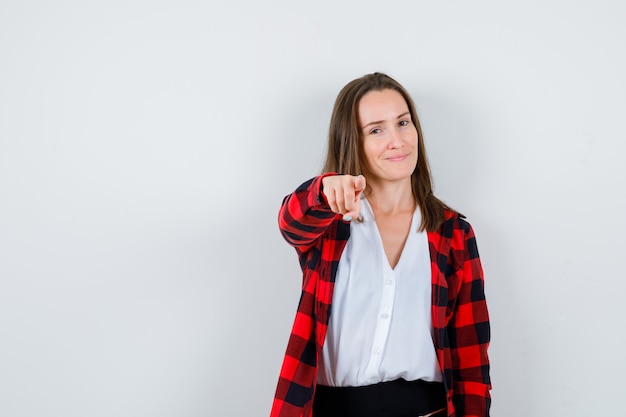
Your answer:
[360,143,378,174]
[409,134,419,159]
[362,141,376,161]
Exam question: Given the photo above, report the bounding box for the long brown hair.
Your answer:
[322,72,453,231]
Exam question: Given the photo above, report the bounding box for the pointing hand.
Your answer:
[321,175,366,221]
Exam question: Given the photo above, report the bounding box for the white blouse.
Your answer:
[318,199,443,387]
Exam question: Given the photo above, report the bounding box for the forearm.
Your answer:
[278,173,338,250]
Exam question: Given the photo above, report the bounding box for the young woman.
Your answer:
[270,73,491,417]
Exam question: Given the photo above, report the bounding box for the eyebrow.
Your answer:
[362,112,410,130]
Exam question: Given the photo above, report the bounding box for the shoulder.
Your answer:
[437,210,480,257]
[440,209,472,234]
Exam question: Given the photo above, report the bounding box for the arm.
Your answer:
[278,174,337,252]
[448,221,491,417]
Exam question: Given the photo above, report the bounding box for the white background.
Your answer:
[1,1,625,416]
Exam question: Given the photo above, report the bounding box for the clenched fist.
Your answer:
[321,174,366,221]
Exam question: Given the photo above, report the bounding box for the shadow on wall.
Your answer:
[414,91,529,414]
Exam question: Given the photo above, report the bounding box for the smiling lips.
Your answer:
[385,153,409,162]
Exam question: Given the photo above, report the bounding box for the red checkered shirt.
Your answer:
[271,174,491,417]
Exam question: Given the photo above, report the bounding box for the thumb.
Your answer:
[354,175,366,194]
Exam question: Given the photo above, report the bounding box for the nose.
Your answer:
[387,128,403,149]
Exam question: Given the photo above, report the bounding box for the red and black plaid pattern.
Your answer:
[271,175,491,417]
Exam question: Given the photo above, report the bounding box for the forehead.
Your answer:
[358,89,409,124]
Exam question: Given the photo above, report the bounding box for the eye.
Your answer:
[399,120,410,127]
[369,128,382,135]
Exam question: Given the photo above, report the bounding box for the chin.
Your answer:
[376,173,414,183]
[366,165,415,184]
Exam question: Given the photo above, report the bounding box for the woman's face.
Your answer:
[358,89,418,185]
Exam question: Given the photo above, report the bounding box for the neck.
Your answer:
[366,178,415,215]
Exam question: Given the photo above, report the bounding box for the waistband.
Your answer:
[313,379,446,417]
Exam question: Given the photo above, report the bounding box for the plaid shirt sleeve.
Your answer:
[447,219,491,417]
[278,173,338,252]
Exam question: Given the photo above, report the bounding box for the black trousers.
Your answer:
[313,379,446,417]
